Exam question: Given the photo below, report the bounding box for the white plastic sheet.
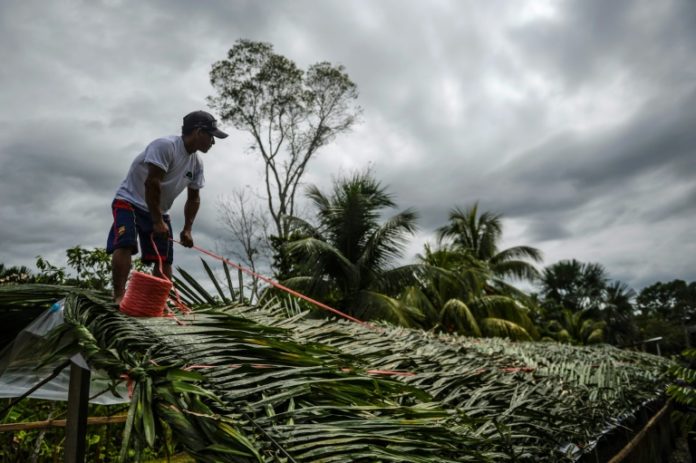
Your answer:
[0,300,129,404]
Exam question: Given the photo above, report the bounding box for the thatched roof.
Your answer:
[0,284,672,462]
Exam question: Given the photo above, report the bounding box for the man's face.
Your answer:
[197,128,215,153]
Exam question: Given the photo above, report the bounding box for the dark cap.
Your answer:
[182,110,228,138]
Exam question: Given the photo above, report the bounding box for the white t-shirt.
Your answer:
[115,136,204,213]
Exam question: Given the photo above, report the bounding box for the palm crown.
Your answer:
[282,171,422,324]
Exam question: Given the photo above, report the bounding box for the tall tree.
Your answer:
[282,171,422,326]
[208,39,361,275]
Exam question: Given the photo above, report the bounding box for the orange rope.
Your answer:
[120,235,191,319]
[119,271,171,317]
[172,239,378,331]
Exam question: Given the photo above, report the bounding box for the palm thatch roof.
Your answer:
[0,278,672,462]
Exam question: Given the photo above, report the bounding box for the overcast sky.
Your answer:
[1,0,694,292]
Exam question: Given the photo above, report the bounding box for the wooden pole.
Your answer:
[0,415,127,433]
[607,400,672,463]
[238,268,244,302]
[64,355,91,463]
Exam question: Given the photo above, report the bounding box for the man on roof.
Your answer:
[106,110,228,305]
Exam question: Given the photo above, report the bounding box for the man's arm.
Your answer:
[180,187,200,247]
[144,163,168,237]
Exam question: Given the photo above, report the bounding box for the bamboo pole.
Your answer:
[607,399,672,463]
[0,415,127,433]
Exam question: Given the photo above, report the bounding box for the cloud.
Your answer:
[1,0,695,292]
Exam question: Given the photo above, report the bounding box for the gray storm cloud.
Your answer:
[0,0,694,291]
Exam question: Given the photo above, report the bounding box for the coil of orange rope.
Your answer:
[120,234,189,317]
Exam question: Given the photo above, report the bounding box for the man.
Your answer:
[107,110,228,305]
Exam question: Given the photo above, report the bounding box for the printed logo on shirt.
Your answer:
[117,226,126,236]
[185,171,193,179]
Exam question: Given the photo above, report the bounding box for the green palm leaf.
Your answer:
[440,299,481,336]
[479,318,531,341]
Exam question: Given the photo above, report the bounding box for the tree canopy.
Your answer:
[208,39,361,275]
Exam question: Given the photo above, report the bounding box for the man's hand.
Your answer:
[180,229,194,248]
[153,219,169,238]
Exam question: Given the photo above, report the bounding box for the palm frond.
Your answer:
[285,237,356,279]
[440,299,481,337]
[358,208,418,270]
[352,290,423,327]
[479,318,532,341]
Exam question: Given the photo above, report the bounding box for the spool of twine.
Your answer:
[119,270,172,317]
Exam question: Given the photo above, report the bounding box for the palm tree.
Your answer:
[539,259,608,314]
[543,308,606,344]
[437,203,543,287]
[601,281,638,346]
[404,243,537,340]
[397,204,542,341]
[281,171,423,325]
[537,260,641,346]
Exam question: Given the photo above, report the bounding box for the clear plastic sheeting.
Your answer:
[0,299,129,404]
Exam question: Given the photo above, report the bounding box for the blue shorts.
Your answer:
[106,199,173,264]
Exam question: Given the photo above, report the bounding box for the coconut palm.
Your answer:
[404,243,538,341]
[437,203,543,287]
[399,203,543,341]
[281,171,423,325]
[543,308,606,345]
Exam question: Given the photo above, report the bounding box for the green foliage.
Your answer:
[437,203,542,283]
[479,317,532,341]
[0,398,179,462]
[66,246,112,290]
[34,256,67,284]
[668,348,696,438]
[2,246,147,291]
[538,260,640,346]
[540,259,608,314]
[0,263,33,285]
[408,205,541,341]
[282,170,422,325]
[0,262,675,462]
[541,309,606,345]
[634,314,686,356]
[440,298,481,336]
[636,279,696,321]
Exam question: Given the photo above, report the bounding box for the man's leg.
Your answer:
[107,200,139,305]
[112,248,132,305]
